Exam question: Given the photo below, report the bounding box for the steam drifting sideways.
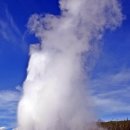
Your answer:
[17,0,123,130]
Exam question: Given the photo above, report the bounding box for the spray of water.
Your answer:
[17,0,123,130]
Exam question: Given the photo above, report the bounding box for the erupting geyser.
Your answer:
[17,0,123,130]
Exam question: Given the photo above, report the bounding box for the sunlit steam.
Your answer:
[17,0,123,130]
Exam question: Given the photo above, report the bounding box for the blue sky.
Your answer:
[0,0,130,129]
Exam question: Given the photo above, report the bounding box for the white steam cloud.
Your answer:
[17,0,123,130]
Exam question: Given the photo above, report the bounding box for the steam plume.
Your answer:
[17,0,123,130]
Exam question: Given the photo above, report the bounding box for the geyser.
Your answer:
[17,0,123,130]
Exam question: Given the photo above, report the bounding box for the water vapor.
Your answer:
[17,0,123,130]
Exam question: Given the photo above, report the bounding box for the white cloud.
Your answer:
[0,90,21,129]
[0,8,20,41]
[0,127,7,130]
[91,69,130,115]
[94,94,130,113]
[91,69,130,92]
[0,6,27,50]
[0,90,19,107]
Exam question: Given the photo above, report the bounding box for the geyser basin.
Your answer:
[17,0,123,130]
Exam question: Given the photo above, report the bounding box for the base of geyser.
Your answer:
[16,121,104,130]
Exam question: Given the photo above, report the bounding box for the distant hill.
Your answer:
[98,120,130,130]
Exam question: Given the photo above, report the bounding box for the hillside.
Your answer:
[98,120,130,130]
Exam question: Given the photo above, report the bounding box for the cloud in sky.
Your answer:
[0,7,20,41]
[0,90,20,129]
[0,6,27,129]
[91,68,130,92]
[91,68,130,119]
[0,4,29,91]
[0,5,27,51]
[0,127,7,130]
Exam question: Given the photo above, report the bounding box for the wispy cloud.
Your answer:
[0,5,26,129]
[91,68,130,118]
[0,90,20,129]
[0,5,27,51]
[0,127,7,130]
[0,9,20,42]
[91,68,130,92]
